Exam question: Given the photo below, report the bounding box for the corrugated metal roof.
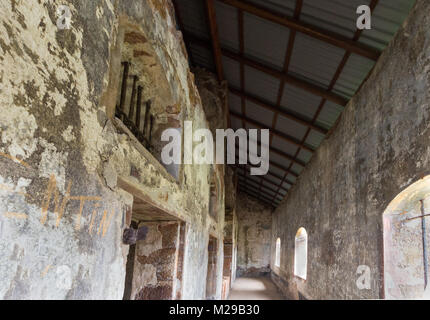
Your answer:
[360,0,416,50]
[215,1,239,51]
[332,53,374,99]
[245,100,274,127]
[305,129,326,149]
[174,0,416,207]
[189,43,214,70]
[270,152,291,168]
[315,100,344,129]
[301,0,372,39]
[228,92,242,114]
[271,135,299,156]
[280,84,320,120]
[222,56,241,88]
[297,148,313,163]
[275,114,308,141]
[246,0,296,17]
[244,65,280,104]
[176,0,209,38]
[289,33,346,89]
[243,12,290,70]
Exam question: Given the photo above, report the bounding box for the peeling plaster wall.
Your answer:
[236,193,272,277]
[270,0,430,300]
[0,0,230,300]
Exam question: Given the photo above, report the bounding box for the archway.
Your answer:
[275,238,281,267]
[383,175,430,299]
[294,227,307,280]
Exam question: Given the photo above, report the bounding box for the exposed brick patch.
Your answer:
[136,285,172,300]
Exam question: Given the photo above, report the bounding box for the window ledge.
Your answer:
[113,117,179,185]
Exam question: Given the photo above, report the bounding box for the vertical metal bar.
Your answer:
[143,100,151,143]
[421,200,428,289]
[135,86,142,130]
[128,75,138,121]
[148,115,154,149]
[119,62,130,120]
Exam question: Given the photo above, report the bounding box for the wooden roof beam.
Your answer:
[238,187,277,207]
[230,110,315,153]
[237,172,288,193]
[233,146,300,179]
[234,164,294,186]
[218,0,381,61]
[229,86,328,135]
[205,0,224,81]
[184,31,348,106]
[238,181,283,201]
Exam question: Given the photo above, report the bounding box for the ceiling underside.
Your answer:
[173,0,415,209]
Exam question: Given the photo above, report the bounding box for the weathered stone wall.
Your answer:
[222,167,238,298]
[270,0,430,300]
[0,0,231,300]
[236,193,272,277]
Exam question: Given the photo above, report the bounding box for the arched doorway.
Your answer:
[383,175,430,299]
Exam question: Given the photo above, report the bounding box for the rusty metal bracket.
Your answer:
[122,225,148,245]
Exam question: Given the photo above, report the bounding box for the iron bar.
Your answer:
[118,61,130,120]
[128,75,138,121]
[421,200,428,289]
[135,86,143,129]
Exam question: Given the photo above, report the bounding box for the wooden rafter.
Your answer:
[238,181,283,201]
[184,32,348,106]
[171,0,195,66]
[205,0,224,81]
[237,172,288,193]
[217,0,380,61]
[230,110,314,153]
[237,187,277,207]
[234,163,295,187]
[261,0,303,201]
[229,86,328,135]
[237,136,306,167]
[222,49,348,106]
[233,146,299,179]
[269,0,381,204]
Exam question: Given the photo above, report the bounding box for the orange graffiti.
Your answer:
[3,212,28,219]
[41,265,52,278]
[0,152,30,168]
[1,153,117,237]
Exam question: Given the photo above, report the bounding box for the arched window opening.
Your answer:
[294,227,307,280]
[275,238,281,267]
[383,175,430,299]
[104,22,181,180]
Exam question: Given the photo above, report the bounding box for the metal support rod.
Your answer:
[421,200,428,289]
[119,62,129,119]
[402,213,430,223]
[135,86,142,129]
[128,75,138,121]
[148,115,154,149]
[143,100,151,139]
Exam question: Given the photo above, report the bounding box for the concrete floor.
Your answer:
[228,277,285,300]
